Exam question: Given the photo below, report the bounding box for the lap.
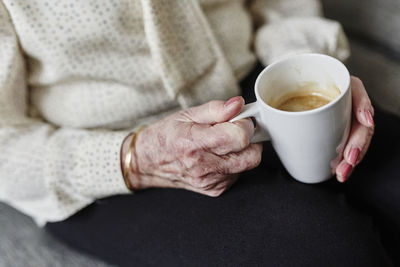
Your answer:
[345,108,400,264]
[46,141,391,266]
[46,65,398,266]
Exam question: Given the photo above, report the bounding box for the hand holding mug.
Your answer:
[123,54,375,197]
[335,76,374,182]
[230,53,374,184]
[125,97,262,197]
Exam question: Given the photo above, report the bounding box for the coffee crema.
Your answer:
[267,82,341,112]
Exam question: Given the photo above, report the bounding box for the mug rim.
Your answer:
[254,53,351,116]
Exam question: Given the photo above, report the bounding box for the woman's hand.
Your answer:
[125,76,372,193]
[129,96,262,196]
[336,76,375,182]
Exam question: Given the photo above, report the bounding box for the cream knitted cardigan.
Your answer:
[0,0,349,225]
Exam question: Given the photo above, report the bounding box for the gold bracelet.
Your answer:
[122,126,146,191]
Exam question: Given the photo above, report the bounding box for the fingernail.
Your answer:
[348,147,360,166]
[338,163,353,182]
[365,110,374,127]
[224,96,241,108]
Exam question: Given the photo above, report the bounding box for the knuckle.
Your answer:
[239,148,262,171]
[208,100,220,107]
[239,134,250,150]
[253,151,262,168]
[189,164,207,178]
[177,109,194,122]
[366,126,375,138]
[237,158,247,171]
[191,176,218,190]
[215,161,229,175]
[183,152,202,170]
[211,132,231,147]
[182,156,196,170]
[176,138,197,158]
[190,176,206,188]
[234,125,250,150]
[242,158,253,170]
[225,155,241,172]
[175,140,187,155]
[207,100,222,115]
[209,100,222,109]
[352,76,363,85]
[192,176,205,188]
[206,189,225,197]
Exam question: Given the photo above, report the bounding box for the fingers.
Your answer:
[177,96,255,155]
[193,118,255,155]
[351,76,375,127]
[336,116,374,182]
[219,143,263,174]
[335,76,375,182]
[344,118,374,166]
[178,96,244,124]
[336,159,353,183]
[184,174,239,197]
[187,145,261,196]
[185,143,262,179]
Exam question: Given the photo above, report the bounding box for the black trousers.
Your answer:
[47,64,400,267]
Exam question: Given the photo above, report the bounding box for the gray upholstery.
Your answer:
[323,0,400,55]
[0,203,114,267]
[1,1,399,266]
[323,0,400,118]
[347,39,400,118]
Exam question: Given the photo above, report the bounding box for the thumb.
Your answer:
[183,96,244,124]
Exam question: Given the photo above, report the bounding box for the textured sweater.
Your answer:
[0,0,349,225]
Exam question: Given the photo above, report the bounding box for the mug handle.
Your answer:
[229,102,270,143]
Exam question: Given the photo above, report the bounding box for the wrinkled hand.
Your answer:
[336,76,375,182]
[131,96,262,196]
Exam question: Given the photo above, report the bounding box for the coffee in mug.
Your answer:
[266,82,341,112]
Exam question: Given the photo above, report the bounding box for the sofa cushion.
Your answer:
[322,0,400,56]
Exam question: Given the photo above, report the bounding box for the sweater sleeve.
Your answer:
[249,0,350,65]
[0,2,130,226]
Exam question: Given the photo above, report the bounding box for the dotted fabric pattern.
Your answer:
[0,0,349,225]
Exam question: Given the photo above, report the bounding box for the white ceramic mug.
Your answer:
[231,53,351,184]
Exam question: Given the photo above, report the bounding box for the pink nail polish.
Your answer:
[224,96,240,107]
[339,163,353,182]
[365,110,374,126]
[348,147,360,166]
[224,96,241,108]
